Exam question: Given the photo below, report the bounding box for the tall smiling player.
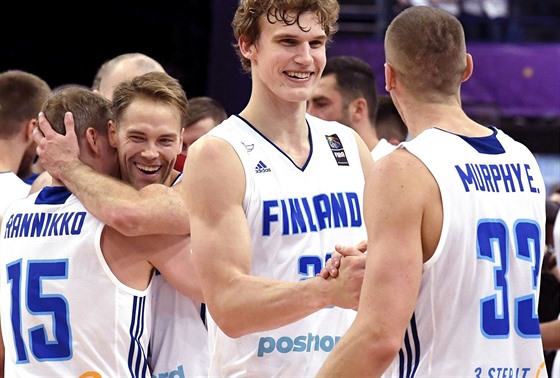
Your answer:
[183,0,373,376]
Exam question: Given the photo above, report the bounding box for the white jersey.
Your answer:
[381,127,548,377]
[205,114,367,377]
[148,173,210,378]
[0,171,31,216]
[0,186,152,378]
[371,138,397,161]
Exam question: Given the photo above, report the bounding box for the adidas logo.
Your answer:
[255,160,272,173]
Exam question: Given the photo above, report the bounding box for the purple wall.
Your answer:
[327,38,560,117]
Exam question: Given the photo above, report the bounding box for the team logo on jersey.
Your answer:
[325,134,349,166]
[241,142,254,153]
[255,160,271,173]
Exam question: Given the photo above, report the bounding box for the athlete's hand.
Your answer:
[34,111,80,180]
[324,242,367,310]
[319,240,367,278]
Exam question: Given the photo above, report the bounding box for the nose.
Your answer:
[141,143,159,159]
[294,43,313,65]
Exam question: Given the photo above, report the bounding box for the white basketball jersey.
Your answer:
[148,173,210,378]
[205,114,367,377]
[381,127,548,377]
[0,171,31,216]
[0,186,152,378]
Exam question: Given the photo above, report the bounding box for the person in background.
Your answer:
[307,55,396,161]
[174,96,228,171]
[317,6,547,377]
[183,0,372,376]
[0,69,51,215]
[92,52,165,100]
[375,94,408,146]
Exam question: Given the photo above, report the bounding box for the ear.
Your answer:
[350,98,367,124]
[238,35,255,60]
[461,53,473,83]
[24,118,37,145]
[108,120,118,148]
[385,62,397,92]
[85,127,101,155]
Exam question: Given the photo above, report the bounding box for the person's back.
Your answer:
[0,70,51,215]
[388,127,546,376]
[0,88,153,377]
[317,6,547,377]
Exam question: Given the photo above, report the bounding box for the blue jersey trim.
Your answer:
[35,187,72,205]
[458,127,505,154]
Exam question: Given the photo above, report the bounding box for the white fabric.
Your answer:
[371,138,397,162]
[0,187,152,377]
[380,127,547,377]
[204,114,367,377]
[0,171,30,216]
[148,173,210,378]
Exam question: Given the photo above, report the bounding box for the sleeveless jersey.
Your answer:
[148,173,210,378]
[381,127,548,377]
[371,138,397,162]
[205,114,367,377]
[0,171,31,216]
[0,186,152,378]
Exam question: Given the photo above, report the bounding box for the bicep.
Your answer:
[358,152,427,337]
[183,137,252,302]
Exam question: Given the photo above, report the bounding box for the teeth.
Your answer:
[286,71,310,79]
[136,163,159,172]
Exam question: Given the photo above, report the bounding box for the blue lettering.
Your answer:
[257,333,342,357]
[499,164,515,192]
[71,212,86,234]
[262,201,279,236]
[314,194,331,230]
[331,193,348,228]
[262,193,362,236]
[456,162,542,194]
[302,198,318,232]
[288,198,307,234]
[511,164,524,191]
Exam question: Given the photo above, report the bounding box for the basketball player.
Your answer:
[33,72,210,377]
[0,87,199,377]
[182,0,373,376]
[317,6,547,377]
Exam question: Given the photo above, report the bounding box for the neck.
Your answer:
[0,141,26,173]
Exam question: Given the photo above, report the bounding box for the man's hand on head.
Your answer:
[34,111,81,180]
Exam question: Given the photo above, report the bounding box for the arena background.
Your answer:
[1,0,558,190]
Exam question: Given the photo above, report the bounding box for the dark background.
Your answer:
[1,0,559,154]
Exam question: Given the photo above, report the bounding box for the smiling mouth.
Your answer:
[135,162,161,174]
[285,71,312,79]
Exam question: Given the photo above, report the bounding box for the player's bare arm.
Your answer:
[184,135,363,337]
[34,112,190,236]
[317,150,433,377]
